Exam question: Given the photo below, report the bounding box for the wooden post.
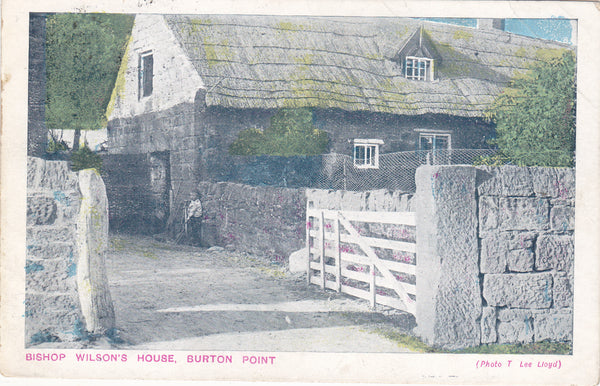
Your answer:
[370,263,376,308]
[334,213,341,292]
[305,201,311,285]
[320,210,326,290]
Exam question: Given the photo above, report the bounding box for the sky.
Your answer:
[423,18,574,44]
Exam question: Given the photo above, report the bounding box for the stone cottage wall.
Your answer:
[415,165,575,349]
[108,102,200,236]
[26,157,114,345]
[476,166,575,344]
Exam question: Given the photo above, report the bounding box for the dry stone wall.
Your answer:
[195,182,306,262]
[26,157,114,346]
[476,166,574,345]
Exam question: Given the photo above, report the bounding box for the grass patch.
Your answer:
[372,328,436,352]
[110,238,127,251]
[455,342,572,355]
[372,327,572,354]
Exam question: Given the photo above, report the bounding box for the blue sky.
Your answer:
[423,18,574,44]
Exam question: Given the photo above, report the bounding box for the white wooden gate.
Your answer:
[306,208,416,315]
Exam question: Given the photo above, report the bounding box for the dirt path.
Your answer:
[105,235,416,352]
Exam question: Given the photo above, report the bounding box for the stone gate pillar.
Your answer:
[414,165,481,349]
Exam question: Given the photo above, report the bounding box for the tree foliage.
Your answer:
[485,51,576,167]
[70,144,103,172]
[229,108,329,156]
[45,13,134,149]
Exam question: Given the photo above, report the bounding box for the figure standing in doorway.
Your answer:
[186,191,203,246]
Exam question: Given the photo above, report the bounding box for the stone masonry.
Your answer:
[26,157,114,345]
[476,165,574,345]
[415,165,574,349]
[194,182,306,262]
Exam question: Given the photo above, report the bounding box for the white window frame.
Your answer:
[405,56,434,81]
[416,130,452,165]
[353,139,383,169]
[418,132,452,151]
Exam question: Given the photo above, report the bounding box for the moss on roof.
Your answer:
[164,15,574,117]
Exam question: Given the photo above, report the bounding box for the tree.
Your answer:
[485,51,576,167]
[229,108,329,156]
[45,14,134,150]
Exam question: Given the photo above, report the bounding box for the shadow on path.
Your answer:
[106,235,415,352]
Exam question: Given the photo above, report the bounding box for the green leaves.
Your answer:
[229,108,329,156]
[486,51,576,167]
[70,144,103,172]
[45,14,134,133]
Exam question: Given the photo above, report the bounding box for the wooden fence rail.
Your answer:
[306,207,417,315]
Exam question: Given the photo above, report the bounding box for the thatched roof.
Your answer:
[165,15,573,117]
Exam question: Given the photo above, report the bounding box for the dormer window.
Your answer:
[405,56,434,81]
[395,26,439,82]
[139,51,153,98]
[353,139,383,169]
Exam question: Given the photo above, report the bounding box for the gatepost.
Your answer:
[414,165,481,349]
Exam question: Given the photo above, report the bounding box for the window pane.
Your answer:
[142,55,153,97]
[434,136,449,150]
[354,145,365,165]
[419,135,433,151]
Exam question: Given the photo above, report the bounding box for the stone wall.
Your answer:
[26,157,114,346]
[306,188,414,212]
[102,153,171,234]
[108,102,200,236]
[194,182,306,262]
[415,165,575,349]
[476,166,575,345]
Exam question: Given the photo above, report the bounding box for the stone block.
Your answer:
[26,259,76,293]
[507,249,534,272]
[27,225,76,244]
[25,293,85,343]
[552,271,573,308]
[550,198,575,207]
[475,166,499,195]
[497,318,534,344]
[499,166,535,196]
[533,310,572,342]
[506,232,536,250]
[483,273,553,309]
[53,191,81,221]
[479,196,499,232]
[289,247,308,273]
[550,206,575,232]
[339,190,364,211]
[27,242,75,260]
[497,197,549,231]
[480,234,507,273]
[497,308,534,322]
[415,166,481,349]
[530,167,575,199]
[27,195,57,225]
[481,307,498,344]
[536,235,574,272]
[478,166,535,197]
[76,170,115,333]
[37,159,79,191]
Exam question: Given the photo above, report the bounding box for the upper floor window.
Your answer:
[353,139,383,169]
[405,56,433,81]
[139,51,154,98]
